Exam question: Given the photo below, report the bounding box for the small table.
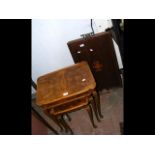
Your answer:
[36,61,102,133]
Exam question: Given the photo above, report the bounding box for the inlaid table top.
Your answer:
[36,61,96,107]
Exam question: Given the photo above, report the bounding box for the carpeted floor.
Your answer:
[32,87,123,135]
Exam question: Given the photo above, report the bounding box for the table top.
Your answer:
[36,61,96,107]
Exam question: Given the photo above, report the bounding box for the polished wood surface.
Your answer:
[36,61,96,107]
[36,61,102,133]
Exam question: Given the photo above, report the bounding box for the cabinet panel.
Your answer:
[67,32,122,91]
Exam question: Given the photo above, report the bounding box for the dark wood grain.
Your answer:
[67,32,122,91]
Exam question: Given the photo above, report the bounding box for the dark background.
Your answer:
[0,20,31,134]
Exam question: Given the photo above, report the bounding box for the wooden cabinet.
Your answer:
[67,32,122,91]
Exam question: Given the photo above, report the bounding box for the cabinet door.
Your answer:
[84,37,110,90]
[86,32,122,89]
[67,32,122,90]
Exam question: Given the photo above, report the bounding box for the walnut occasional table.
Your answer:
[36,61,103,134]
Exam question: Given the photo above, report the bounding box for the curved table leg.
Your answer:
[86,103,97,128]
[90,96,101,122]
[44,110,64,132]
[93,91,104,118]
[61,115,74,134]
[66,113,71,121]
[32,107,59,135]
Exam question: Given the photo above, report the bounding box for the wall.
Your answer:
[32,19,123,92]
[32,19,93,83]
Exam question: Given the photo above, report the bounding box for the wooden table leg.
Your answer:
[60,115,74,134]
[93,91,104,118]
[66,113,71,121]
[44,110,64,132]
[90,95,101,122]
[86,103,97,128]
[32,107,59,135]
